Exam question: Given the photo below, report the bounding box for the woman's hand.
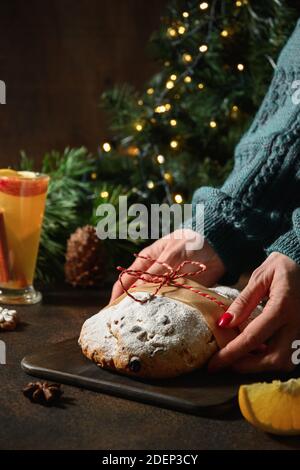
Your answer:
[110,229,225,303]
[208,252,300,373]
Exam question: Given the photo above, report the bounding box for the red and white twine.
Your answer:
[117,253,227,311]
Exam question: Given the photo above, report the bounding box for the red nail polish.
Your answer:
[218,312,233,328]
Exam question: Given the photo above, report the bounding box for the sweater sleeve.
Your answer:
[185,130,300,284]
[265,209,300,265]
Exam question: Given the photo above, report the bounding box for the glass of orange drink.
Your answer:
[0,169,49,304]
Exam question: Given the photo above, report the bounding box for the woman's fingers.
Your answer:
[232,326,296,374]
[133,256,174,286]
[208,299,285,372]
[109,251,154,302]
[218,270,269,328]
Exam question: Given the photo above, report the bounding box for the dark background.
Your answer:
[0,0,167,168]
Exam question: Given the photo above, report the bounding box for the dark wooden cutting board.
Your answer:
[21,338,298,416]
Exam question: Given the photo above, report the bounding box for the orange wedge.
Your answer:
[238,378,300,435]
[0,169,18,177]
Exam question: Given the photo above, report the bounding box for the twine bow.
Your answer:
[117,253,227,310]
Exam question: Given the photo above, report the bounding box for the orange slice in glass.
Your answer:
[0,171,48,196]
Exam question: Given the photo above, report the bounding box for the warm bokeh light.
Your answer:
[156,154,165,164]
[135,123,143,132]
[183,53,193,62]
[199,2,209,10]
[199,44,208,53]
[167,27,177,37]
[221,30,229,37]
[147,180,155,189]
[166,80,175,89]
[102,142,111,152]
[155,105,166,113]
[164,172,172,183]
[174,194,183,203]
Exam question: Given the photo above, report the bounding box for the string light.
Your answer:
[221,30,229,37]
[100,191,109,198]
[164,103,171,111]
[164,172,172,183]
[178,26,186,35]
[183,53,193,63]
[174,194,183,204]
[199,44,208,53]
[170,74,177,81]
[147,180,155,189]
[147,87,154,95]
[199,2,209,10]
[170,119,177,126]
[135,123,143,131]
[210,120,217,128]
[182,11,189,18]
[138,99,143,105]
[184,76,192,83]
[198,83,205,89]
[166,80,175,89]
[231,105,239,119]
[164,61,170,67]
[156,154,165,164]
[155,105,166,113]
[237,63,245,71]
[102,142,111,152]
[167,27,177,37]
[91,172,97,180]
[236,0,242,6]
[170,140,179,149]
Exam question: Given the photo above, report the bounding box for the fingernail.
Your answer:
[218,312,233,328]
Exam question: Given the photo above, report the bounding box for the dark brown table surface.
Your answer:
[1,288,300,451]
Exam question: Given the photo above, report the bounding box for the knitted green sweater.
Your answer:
[187,19,300,284]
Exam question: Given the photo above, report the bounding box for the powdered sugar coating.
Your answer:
[79,292,217,378]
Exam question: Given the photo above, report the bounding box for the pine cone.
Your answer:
[64,225,106,287]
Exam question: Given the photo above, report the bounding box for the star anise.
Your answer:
[0,307,18,331]
[23,381,63,405]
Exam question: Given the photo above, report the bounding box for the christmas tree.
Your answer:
[98,0,296,205]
